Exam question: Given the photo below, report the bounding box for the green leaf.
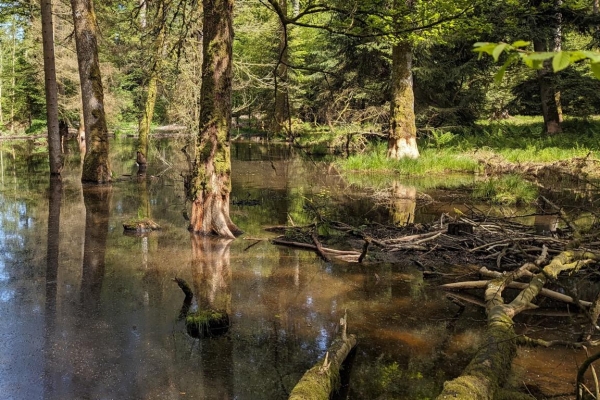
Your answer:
[473,42,497,57]
[582,51,600,63]
[521,53,545,69]
[525,52,555,61]
[494,55,517,85]
[511,40,530,48]
[552,51,570,72]
[591,62,600,80]
[492,43,508,61]
[569,51,588,63]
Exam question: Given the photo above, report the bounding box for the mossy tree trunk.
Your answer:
[71,0,112,183]
[188,0,240,238]
[387,41,420,160]
[41,0,63,175]
[137,2,165,174]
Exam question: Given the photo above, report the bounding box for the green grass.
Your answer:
[336,116,600,178]
[339,142,480,176]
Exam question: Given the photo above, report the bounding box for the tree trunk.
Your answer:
[272,0,289,137]
[188,0,240,238]
[0,42,4,128]
[41,0,63,175]
[532,0,562,135]
[552,0,564,123]
[10,17,16,134]
[137,2,165,173]
[387,41,419,159]
[71,0,112,183]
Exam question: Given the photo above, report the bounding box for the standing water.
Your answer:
[0,137,583,399]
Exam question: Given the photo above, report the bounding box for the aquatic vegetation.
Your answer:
[185,309,230,338]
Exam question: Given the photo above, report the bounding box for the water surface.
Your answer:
[0,138,585,399]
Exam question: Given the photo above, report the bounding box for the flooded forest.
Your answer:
[3,0,600,399]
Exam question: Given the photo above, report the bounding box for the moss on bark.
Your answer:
[71,0,112,183]
[289,334,357,400]
[187,0,240,238]
[387,41,419,160]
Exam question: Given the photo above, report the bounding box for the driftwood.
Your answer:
[437,250,598,400]
[272,238,361,262]
[289,311,357,400]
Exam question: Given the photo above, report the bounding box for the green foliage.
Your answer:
[473,174,538,205]
[339,142,479,175]
[474,41,600,81]
[25,119,46,135]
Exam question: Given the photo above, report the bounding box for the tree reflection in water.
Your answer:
[390,182,417,226]
[187,235,234,398]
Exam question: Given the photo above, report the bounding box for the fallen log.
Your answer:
[272,238,361,261]
[441,280,592,308]
[437,250,597,400]
[289,313,357,400]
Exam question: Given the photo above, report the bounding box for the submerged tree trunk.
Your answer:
[387,41,419,159]
[71,0,112,183]
[41,0,63,175]
[187,0,240,238]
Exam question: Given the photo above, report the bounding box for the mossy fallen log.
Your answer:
[437,249,598,400]
[288,333,357,400]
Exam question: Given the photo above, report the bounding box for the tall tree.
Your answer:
[137,0,166,174]
[272,0,289,137]
[71,0,112,183]
[40,0,63,175]
[187,0,241,238]
[532,0,563,134]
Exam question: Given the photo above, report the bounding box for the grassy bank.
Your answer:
[337,116,600,176]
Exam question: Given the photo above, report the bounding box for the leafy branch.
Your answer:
[474,41,600,84]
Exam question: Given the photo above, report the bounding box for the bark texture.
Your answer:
[288,333,357,400]
[189,0,240,238]
[387,41,419,159]
[137,2,165,172]
[71,0,112,183]
[41,0,63,175]
[272,0,289,137]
